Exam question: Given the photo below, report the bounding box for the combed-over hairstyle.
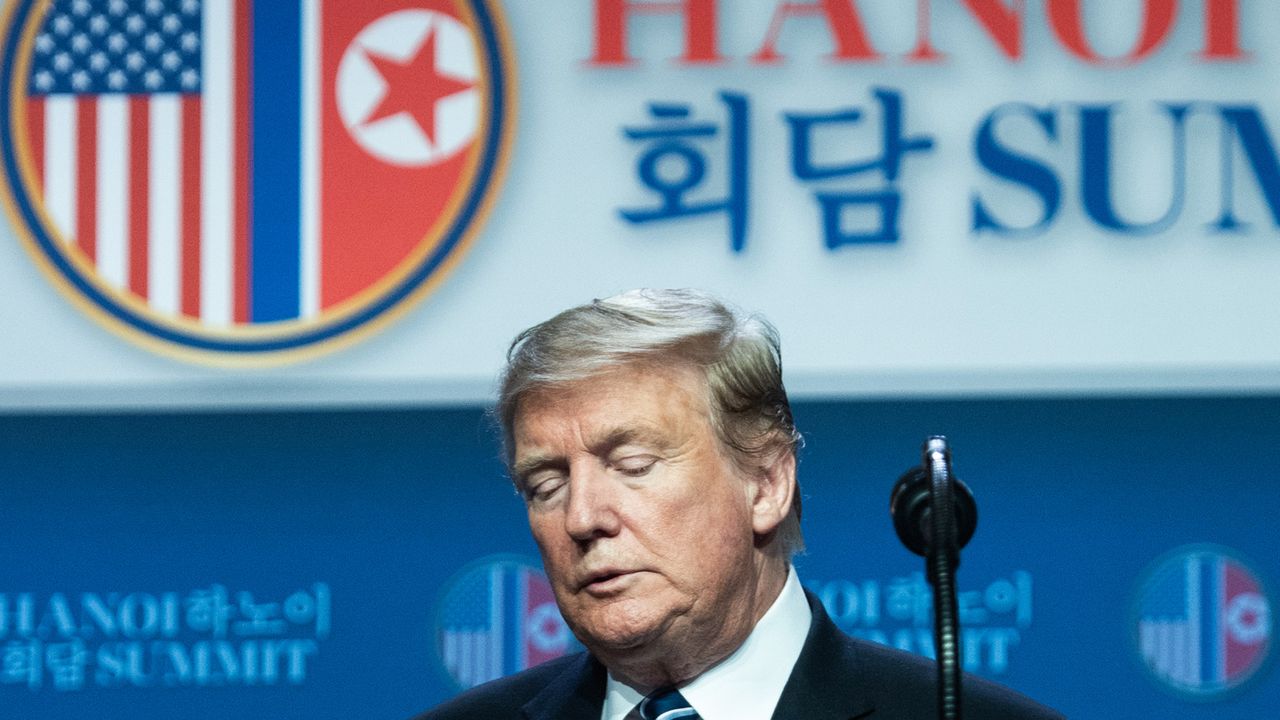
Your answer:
[497,288,804,555]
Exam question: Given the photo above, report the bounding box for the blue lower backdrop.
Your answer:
[1,396,1275,719]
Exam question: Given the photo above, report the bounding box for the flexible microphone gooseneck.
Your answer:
[890,436,977,720]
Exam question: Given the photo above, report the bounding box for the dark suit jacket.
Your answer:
[414,591,1064,719]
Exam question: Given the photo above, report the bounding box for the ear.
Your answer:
[749,449,797,537]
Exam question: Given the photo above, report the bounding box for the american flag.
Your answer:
[439,562,511,689]
[29,0,231,322]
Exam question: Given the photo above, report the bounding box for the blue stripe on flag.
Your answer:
[1199,555,1219,684]
[250,0,302,322]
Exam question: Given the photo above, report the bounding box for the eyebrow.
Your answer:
[587,426,671,457]
[511,454,567,490]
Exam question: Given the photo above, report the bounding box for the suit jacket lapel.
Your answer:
[771,590,877,720]
[521,652,608,720]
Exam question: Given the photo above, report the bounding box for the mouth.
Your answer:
[579,569,641,595]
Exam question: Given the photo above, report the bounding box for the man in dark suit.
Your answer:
[417,289,1062,720]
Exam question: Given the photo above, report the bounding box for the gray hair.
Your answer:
[496,288,804,555]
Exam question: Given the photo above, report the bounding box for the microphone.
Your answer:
[890,441,977,559]
[889,436,978,720]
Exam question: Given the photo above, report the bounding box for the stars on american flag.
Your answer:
[31,0,202,95]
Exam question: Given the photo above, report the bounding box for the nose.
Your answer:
[563,464,622,543]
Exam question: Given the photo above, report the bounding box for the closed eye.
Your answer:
[612,456,657,477]
[525,473,567,505]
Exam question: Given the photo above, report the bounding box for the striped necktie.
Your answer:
[638,687,701,720]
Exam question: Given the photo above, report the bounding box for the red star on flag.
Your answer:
[362,26,473,144]
[536,613,561,638]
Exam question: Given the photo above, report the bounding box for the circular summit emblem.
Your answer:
[0,0,514,362]
[1133,544,1272,699]
[435,556,579,691]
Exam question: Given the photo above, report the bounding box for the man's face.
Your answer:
[512,364,765,668]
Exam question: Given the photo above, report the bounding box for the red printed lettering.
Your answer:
[751,0,879,63]
[589,0,723,65]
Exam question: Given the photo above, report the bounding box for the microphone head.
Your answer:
[890,465,978,557]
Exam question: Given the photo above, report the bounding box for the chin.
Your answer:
[572,603,672,654]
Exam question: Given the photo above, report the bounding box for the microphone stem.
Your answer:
[926,439,962,720]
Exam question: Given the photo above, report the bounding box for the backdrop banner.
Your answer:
[4,1,1280,407]
[1,398,1275,718]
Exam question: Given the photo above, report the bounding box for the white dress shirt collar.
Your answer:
[601,565,812,720]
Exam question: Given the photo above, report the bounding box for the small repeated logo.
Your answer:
[1134,544,1272,699]
[434,556,578,690]
[0,0,514,362]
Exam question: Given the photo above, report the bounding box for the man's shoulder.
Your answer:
[409,653,589,720]
[844,635,1064,719]
[798,593,1064,719]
